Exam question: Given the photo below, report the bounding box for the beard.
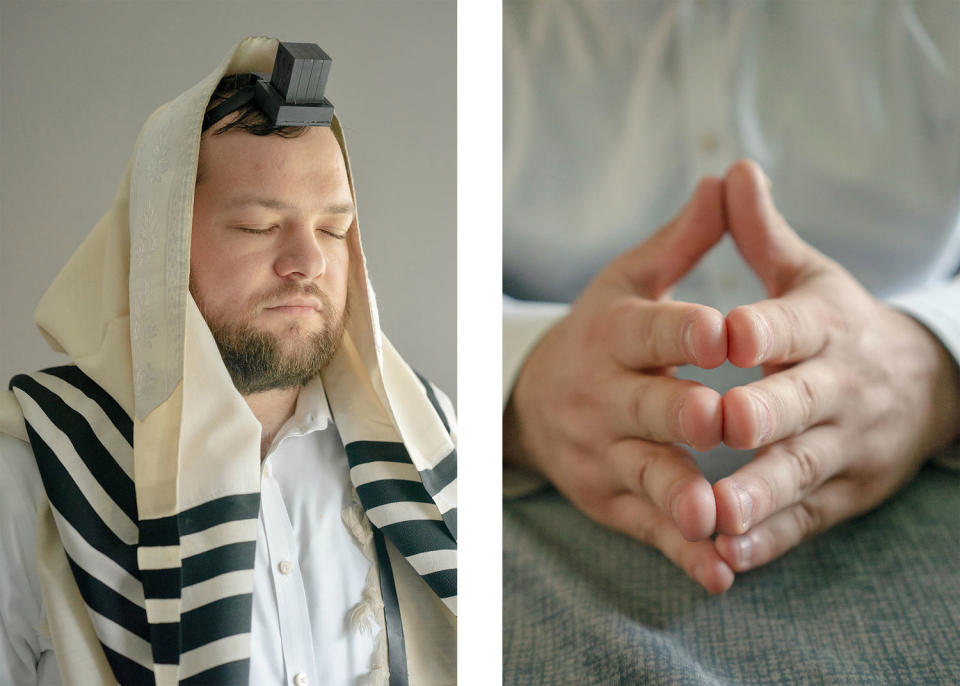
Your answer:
[191,276,347,395]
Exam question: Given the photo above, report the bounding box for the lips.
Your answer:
[265,299,321,311]
[263,299,323,317]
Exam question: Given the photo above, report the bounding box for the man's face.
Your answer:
[190,125,354,394]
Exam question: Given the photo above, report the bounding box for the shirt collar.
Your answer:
[279,375,333,439]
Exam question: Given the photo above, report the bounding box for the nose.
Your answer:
[274,224,327,280]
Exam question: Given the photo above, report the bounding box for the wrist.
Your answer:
[893,308,960,450]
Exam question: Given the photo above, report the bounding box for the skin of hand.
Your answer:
[713,159,960,573]
[504,178,735,594]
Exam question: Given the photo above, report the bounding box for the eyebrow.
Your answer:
[224,195,355,215]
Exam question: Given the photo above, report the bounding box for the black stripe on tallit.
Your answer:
[65,555,150,642]
[411,372,458,540]
[11,375,138,522]
[379,519,456,557]
[413,370,451,434]
[182,541,258,587]
[373,528,409,686]
[147,621,180,665]
[180,594,254,652]
[138,516,181,548]
[417,450,458,539]
[345,440,412,466]
[22,421,140,577]
[421,568,457,600]
[100,643,156,686]
[346,439,454,508]
[417,449,456,500]
[38,365,134,446]
[439,507,457,542]
[139,492,260,545]
[178,492,260,535]
[140,568,181,600]
[355,479,437,508]
[180,659,250,685]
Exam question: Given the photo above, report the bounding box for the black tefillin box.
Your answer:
[254,43,334,126]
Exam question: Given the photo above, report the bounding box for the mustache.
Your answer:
[252,282,334,310]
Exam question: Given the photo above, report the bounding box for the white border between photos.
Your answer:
[458,0,503,683]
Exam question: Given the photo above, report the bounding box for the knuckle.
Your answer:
[627,450,652,495]
[604,497,656,544]
[628,385,647,432]
[782,442,821,493]
[794,499,822,541]
[776,302,805,359]
[584,304,621,352]
[639,305,663,363]
[670,390,688,442]
[751,475,778,524]
[632,511,657,544]
[794,375,818,428]
[612,298,657,358]
[567,476,600,516]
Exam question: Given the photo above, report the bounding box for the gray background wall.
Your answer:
[0,0,456,398]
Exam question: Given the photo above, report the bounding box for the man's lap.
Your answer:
[503,466,960,685]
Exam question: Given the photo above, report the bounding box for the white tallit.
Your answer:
[0,36,456,685]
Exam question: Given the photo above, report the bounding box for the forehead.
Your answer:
[196,126,352,206]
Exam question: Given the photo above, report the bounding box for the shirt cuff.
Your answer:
[502,296,569,408]
[887,279,960,470]
[502,296,569,497]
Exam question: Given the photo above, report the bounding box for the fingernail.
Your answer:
[683,319,700,365]
[669,491,682,526]
[749,390,771,444]
[731,482,753,532]
[752,311,772,362]
[677,398,691,445]
[734,536,752,569]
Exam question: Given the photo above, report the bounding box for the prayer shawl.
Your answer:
[0,36,456,686]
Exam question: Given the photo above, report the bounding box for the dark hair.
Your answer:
[197,74,309,183]
[204,74,308,138]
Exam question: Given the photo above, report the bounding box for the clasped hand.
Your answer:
[504,160,960,594]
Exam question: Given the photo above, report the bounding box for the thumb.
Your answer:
[611,176,726,299]
[724,159,824,296]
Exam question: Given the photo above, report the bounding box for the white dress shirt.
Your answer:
[0,377,377,686]
[503,0,960,480]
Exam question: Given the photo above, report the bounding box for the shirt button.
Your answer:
[278,560,293,575]
[698,130,719,155]
[293,673,309,686]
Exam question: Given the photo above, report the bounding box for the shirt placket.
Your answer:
[260,460,318,686]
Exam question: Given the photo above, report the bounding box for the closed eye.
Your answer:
[233,225,278,235]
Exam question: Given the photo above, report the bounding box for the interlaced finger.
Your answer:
[608,439,715,541]
[602,492,734,594]
[714,424,844,536]
[714,478,854,572]
[609,298,726,370]
[723,357,848,450]
[727,293,831,369]
[607,374,722,451]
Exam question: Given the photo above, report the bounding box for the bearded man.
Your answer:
[0,37,456,686]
